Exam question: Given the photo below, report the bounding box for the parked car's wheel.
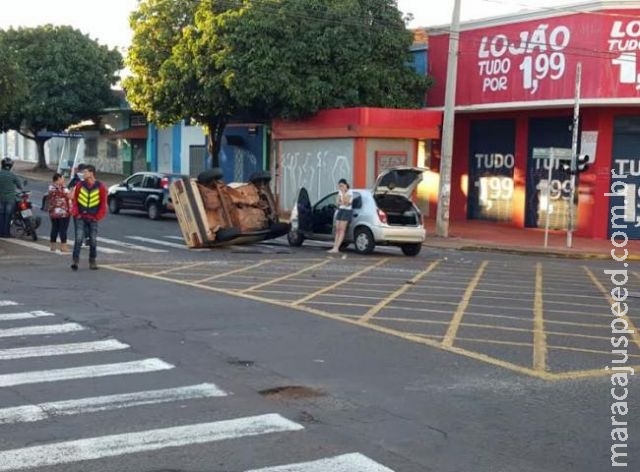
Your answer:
[197,168,224,186]
[353,227,375,254]
[108,197,120,214]
[147,202,161,220]
[287,231,304,247]
[400,243,422,257]
[249,171,271,185]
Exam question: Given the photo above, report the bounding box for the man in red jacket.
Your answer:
[69,165,107,270]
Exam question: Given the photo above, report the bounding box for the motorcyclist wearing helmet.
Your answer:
[0,157,23,237]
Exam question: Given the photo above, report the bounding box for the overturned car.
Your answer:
[170,169,289,248]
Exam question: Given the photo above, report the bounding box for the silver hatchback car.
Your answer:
[288,167,426,256]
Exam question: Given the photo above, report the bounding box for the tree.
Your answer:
[125,0,431,167]
[0,38,27,128]
[0,26,122,169]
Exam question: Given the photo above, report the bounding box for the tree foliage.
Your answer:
[0,25,122,168]
[125,0,431,167]
[0,38,27,127]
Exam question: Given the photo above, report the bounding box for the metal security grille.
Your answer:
[189,145,207,177]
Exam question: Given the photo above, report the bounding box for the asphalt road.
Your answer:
[0,179,638,471]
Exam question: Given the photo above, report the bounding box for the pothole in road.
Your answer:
[258,385,325,399]
[227,358,255,367]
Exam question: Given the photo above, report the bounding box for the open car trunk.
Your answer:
[374,194,420,226]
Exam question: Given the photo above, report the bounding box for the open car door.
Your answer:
[294,187,313,234]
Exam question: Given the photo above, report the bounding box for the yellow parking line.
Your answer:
[548,366,640,381]
[442,261,488,348]
[533,263,547,372]
[240,259,331,293]
[584,266,640,350]
[151,262,209,276]
[292,258,389,306]
[193,260,272,284]
[358,260,441,324]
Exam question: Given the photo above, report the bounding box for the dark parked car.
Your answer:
[107,172,185,220]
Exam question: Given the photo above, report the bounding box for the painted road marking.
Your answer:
[533,263,547,372]
[293,259,390,306]
[126,236,189,249]
[0,339,129,360]
[584,266,640,350]
[358,260,441,324]
[194,260,273,284]
[246,453,394,472]
[0,301,19,307]
[0,358,173,387]
[0,323,85,338]
[0,310,55,321]
[442,261,489,348]
[241,259,332,294]
[0,414,303,471]
[0,383,227,424]
[97,236,168,253]
[1,238,65,254]
[152,262,210,277]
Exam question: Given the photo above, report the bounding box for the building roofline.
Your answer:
[425,0,640,34]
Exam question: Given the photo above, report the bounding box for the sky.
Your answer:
[0,0,585,50]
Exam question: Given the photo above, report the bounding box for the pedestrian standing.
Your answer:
[328,178,353,253]
[0,157,23,238]
[69,165,107,270]
[47,173,71,252]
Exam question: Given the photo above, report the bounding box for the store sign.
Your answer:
[428,9,640,106]
[609,118,640,239]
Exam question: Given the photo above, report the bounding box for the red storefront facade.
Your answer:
[427,2,640,239]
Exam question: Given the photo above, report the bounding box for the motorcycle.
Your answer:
[10,190,41,241]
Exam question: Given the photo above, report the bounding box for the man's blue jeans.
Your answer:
[0,200,16,237]
[72,218,98,260]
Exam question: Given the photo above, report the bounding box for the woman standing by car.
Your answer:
[328,178,353,254]
[48,173,71,252]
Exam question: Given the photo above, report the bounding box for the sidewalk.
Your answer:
[423,219,640,261]
[12,160,124,187]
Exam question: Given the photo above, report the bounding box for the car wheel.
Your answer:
[353,227,375,254]
[249,171,271,185]
[216,227,240,242]
[108,197,120,214]
[197,168,224,186]
[401,243,422,257]
[287,231,304,247]
[147,202,160,220]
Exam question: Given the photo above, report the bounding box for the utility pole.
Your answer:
[435,0,461,237]
[567,62,582,248]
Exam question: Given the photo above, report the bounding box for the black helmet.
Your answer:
[1,157,13,170]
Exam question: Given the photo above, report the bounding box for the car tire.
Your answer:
[108,197,120,214]
[268,222,290,238]
[147,202,161,220]
[287,231,304,247]
[400,243,422,257]
[216,227,240,242]
[353,227,375,254]
[249,171,271,185]
[197,168,224,186]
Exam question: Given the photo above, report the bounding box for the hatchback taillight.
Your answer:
[18,201,28,211]
[377,209,388,224]
[161,177,169,189]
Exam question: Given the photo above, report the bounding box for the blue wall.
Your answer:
[218,125,266,182]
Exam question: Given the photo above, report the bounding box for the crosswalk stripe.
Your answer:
[164,235,184,241]
[0,301,19,307]
[97,237,168,253]
[0,382,227,424]
[0,323,85,338]
[246,453,394,472]
[0,339,129,360]
[0,311,55,321]
[0,238,57,253]
[0,413,303,471]
[0,358,173,387]
[126,236,188,249]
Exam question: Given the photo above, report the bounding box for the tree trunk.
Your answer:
[35,138,48,169]
[206,118,227,169]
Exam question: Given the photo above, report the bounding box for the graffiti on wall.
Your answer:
[280,147,352,211]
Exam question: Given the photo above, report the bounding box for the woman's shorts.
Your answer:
[335,209,353,221]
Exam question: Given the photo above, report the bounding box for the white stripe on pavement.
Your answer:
[246,453,395,472]
[0,323,85,338]
[0,358,173,387]
[0,414,303,471]
[1,238,60,254]
[0,382,227,424]
[0,311,55,321]
[126,236,188,249]
[164,235,184,241]
[0,301,19,307]
[0,339,129,360]
[97,237,168,253]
